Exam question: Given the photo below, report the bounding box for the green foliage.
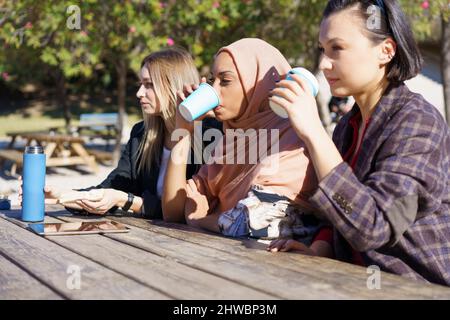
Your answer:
[0,0,328,86]
[0,0,447,96]
[400,0,450,41]
[157,0,326,71]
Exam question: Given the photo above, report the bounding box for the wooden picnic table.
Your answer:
[2,132,98,175]
[49,113,119,150]
[1,205,450,300]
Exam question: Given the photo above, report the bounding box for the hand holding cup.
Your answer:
[269,68,323,141]
[269,67,319,119]
[179,76,218,115]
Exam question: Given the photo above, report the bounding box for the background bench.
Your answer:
[0,149,23,176]
[73,113,119,147]
[0,132,99,176]
[75,113,122,163]
[47,113,122,165]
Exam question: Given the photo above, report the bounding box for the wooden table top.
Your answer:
[1,205,450,300]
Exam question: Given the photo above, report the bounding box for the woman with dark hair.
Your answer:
[268,0,450,286]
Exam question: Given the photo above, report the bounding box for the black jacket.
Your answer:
[72,119,222,219]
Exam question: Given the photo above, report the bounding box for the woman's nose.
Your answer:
[212,81,220,97]
[319,55,332,72]
[136,85,145,99]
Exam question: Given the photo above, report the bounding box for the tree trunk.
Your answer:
[113,59,127,165]
[56,71,71,130]
[441,16,450,125]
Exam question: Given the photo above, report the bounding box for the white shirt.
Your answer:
[156,147,171,198]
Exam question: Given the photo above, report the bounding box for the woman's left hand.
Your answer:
[269,74,323,141]
[184,179,211,222]
[76,188,125,215]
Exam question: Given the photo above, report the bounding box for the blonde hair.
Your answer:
[137,47,199,175]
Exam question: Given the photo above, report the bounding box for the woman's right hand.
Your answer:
[175,77,215,134]
[267,238,317,256]
[18,176,61,206]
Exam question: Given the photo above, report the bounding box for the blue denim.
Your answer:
[218,207,249,238]
[217,185,323,242]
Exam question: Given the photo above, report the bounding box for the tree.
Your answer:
[157,0,325,72]
[0,0,101,127]
[1,0,165,164]
[83,0,328,162]
[83,0,165,164]
[401,0,450,124]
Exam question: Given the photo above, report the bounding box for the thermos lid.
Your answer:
[25,146,44,154]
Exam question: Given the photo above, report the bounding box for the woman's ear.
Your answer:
[379,38,397,64]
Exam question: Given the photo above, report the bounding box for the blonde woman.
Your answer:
[19,47,219,218]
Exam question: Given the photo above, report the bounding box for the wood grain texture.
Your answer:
[0,255,62,300]
[38,214,275,300]
[106,215,450,299]
[2,206,450,300]
[0,213,169,300]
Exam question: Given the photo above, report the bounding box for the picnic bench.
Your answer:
[73,113,120,149]
[0,132,98,175]
[84,148,114,164]
[49,113,119,138]
[47,113,120,162]
[0,149,23,176]
[1,204,450,300]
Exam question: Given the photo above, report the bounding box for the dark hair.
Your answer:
[322,0,423,83]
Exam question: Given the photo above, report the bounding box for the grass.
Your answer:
[0,93,142,138]
[0,115,63,136]
[0,114,141,137]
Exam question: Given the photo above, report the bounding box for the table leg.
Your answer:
[11,162,17,176]
[44,142,57,160]
[8,135,17,149]
[71,142,99,173]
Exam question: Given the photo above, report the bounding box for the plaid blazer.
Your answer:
[309,83,450,286]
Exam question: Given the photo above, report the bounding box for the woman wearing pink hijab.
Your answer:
[162,38,327,252]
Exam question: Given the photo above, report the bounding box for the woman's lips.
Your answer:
[214,105,223,112]
[327,78,339,85]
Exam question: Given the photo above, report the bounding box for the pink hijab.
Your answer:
[192,38,317,213]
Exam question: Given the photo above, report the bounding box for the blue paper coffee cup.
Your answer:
[270,67,319,118]
[179,83,220,122]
